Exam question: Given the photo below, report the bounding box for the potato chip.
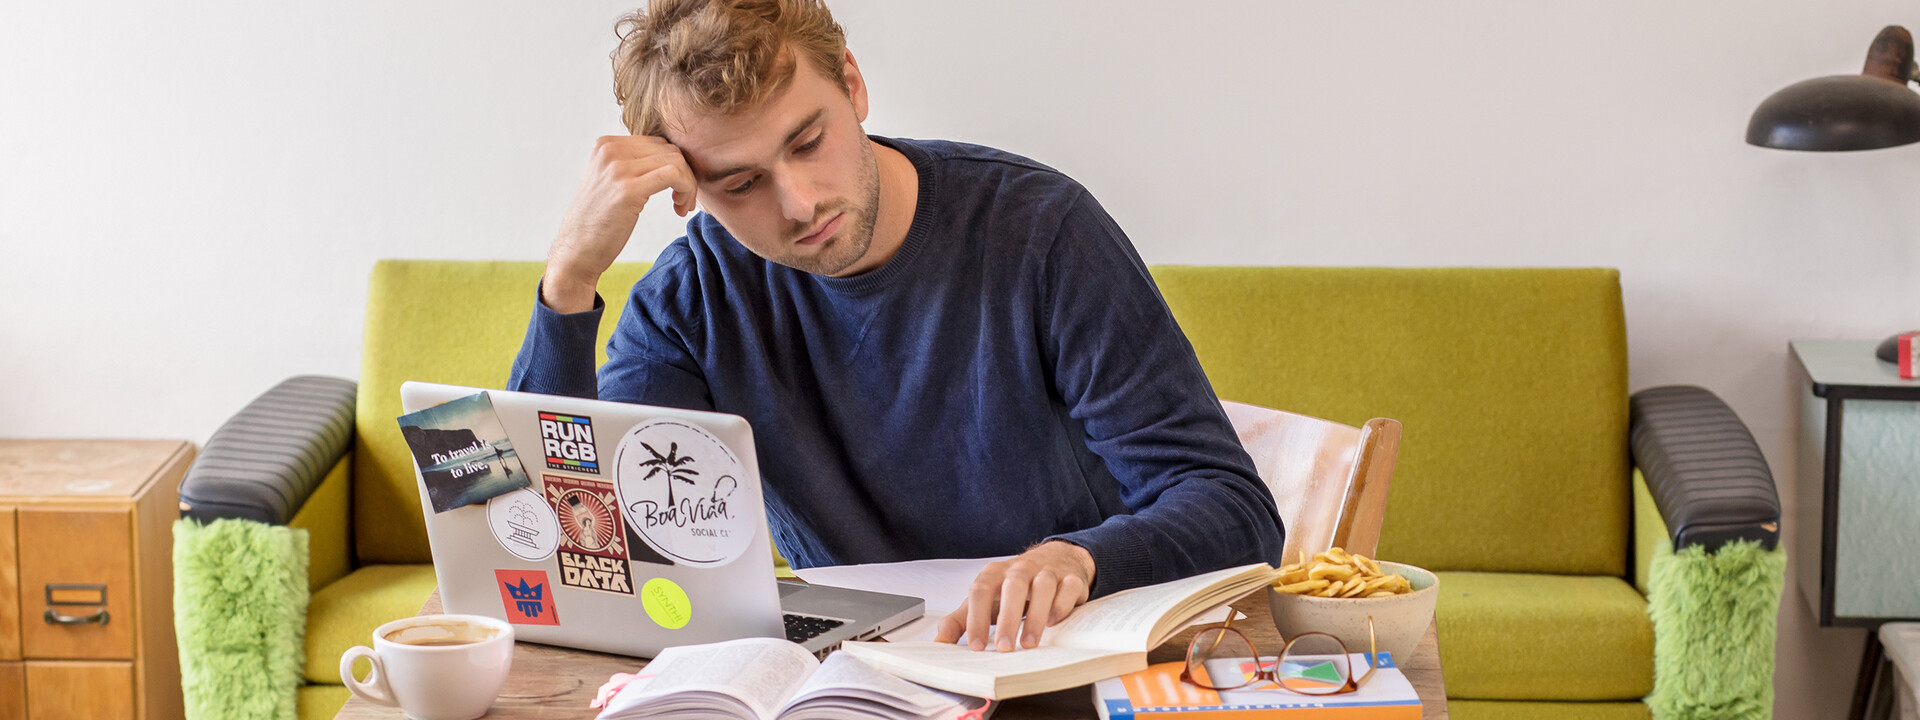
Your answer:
[1268,548,1414,599]
[1275,579,1330,594]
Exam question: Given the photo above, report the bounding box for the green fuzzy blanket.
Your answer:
[1645,539,1787,720]
[174,518,310,720]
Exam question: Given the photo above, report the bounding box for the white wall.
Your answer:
[5,1,1916,714]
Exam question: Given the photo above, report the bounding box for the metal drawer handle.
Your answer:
[44,608,110,626]
[43,583,110,626]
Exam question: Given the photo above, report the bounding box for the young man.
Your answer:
[508,0,1284,653]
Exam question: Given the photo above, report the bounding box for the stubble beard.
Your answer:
[788,138,882,278]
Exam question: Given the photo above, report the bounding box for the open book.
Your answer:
[839,563,1276,699]
[594,637,991,720]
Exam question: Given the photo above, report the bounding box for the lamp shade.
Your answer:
[1747,26,1920,151]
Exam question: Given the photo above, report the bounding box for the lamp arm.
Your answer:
[1865,26,1919,83]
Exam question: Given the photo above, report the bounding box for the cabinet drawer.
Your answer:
[0,661,23,720]
[25,660,132,720]
[17,507,134,660]
[0,508,18,661]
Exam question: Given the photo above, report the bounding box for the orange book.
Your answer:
[1093,656,1421,720]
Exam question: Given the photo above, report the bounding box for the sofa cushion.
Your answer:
[296,684,352,720]
[303,564,439,684]
[1449,700,1650,720]
[1435,571,1653,701]
[1157,267,1630,575]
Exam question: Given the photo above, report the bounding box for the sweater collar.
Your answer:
[813,135,938,297]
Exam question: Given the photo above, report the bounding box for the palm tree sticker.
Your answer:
[637,441,699,506]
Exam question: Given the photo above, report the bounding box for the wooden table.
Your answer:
[339,591,1447,719]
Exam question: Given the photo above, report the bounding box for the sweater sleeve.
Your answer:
[506,282,605,399]
[1040,192,1286,597]
[506,254,713,412]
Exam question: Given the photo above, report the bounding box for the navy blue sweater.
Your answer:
[508,137,1283,597]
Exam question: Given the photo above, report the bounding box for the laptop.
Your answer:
[399,381,924,658]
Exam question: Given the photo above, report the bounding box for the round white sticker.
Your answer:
[613,420,756,567]
[486,488,560,561]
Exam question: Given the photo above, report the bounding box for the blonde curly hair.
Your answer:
[612,0,848,137]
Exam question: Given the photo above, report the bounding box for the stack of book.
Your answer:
[1094,655,1422,719]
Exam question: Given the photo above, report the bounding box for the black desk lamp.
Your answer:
[1746,25,1920,366]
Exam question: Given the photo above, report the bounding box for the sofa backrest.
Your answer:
[358,262,1628,576]
[356,261,650,564]
[1152,267,1628,575]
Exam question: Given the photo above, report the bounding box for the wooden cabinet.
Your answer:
[24,662,134,720]
[0,440,193,720]
[0,662,24,720]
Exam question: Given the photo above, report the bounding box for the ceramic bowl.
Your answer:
[1265,561,1438,664]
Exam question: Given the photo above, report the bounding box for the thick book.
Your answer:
[1093,655,1421,719]
[838,563,1276,699]
[594,637,991,720]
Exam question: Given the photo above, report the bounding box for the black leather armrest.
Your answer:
[179,375,356,525]
[1629,385,1781,552]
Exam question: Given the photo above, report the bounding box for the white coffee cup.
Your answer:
[339,614,515,720]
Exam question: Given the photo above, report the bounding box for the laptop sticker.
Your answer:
[537,411,601,474]
[641,577,691,630]
[485,488,559,561]
[613,420,756,567]
[397,392,531,513]
[545,473,637,596]
[494,569,561,625]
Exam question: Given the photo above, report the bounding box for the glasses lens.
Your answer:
[1277,633,1352,695]
[1186,627,1261,690]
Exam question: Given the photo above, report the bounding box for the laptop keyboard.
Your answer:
[784,613,848,644]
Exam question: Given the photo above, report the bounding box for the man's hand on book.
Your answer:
[933,540,1096,652]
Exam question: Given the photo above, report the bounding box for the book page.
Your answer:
[1045,564,1264,651]
[781,652,960,718]
[847,641,1130,675]
[796,555,1240,643]
[600,638,817,720]
[840,640,1141,699]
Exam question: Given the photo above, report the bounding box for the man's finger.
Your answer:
[934,604,969,644]
[994,567,1034,652]
[657,151,698,215]
[965,572,1000,651]
[604,143,697,216]
[1022,570,1059,648]
[1049,573,1085,626]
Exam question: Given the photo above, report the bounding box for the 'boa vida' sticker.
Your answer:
[613,420,756,567]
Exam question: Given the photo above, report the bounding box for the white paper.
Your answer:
[795,556,1241,643]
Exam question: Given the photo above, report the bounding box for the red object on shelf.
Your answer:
[1901,332,1918,379]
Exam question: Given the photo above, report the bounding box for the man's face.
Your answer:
[665,52,882,277]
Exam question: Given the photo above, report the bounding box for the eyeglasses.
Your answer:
[1180,614,1377,695]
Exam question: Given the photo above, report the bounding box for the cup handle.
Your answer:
[339,646,398,707]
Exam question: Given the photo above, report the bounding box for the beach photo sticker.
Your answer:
[613,420,757,567]
[396,392,531,513]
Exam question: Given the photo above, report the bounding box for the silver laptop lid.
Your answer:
[401,381,785,658]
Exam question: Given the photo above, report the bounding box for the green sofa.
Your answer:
[174,262,1783,719]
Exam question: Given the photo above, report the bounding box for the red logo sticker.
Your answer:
[495,569,560,626]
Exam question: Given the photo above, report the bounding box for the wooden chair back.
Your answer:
[1221,400,1402,565]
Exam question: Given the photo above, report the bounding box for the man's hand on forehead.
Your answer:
[540,135,698,314]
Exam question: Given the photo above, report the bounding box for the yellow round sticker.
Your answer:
[641,578,691,630]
